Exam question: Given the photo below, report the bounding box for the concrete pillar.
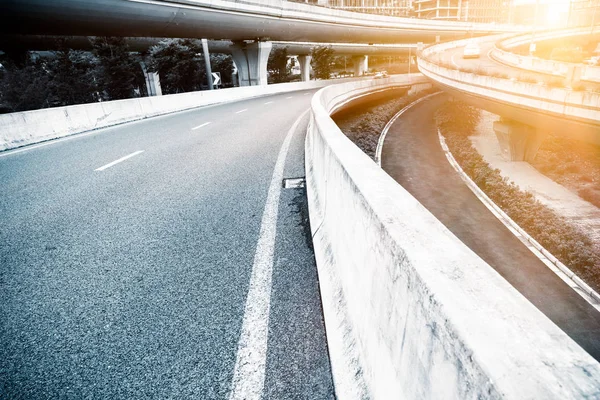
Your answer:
[146,72,162,96]
[230,41,272,86]
[298,55,312,82]
[353,55,369,76]
[493,120,545,162]
[201,38,214,90]
[140,61,162,96]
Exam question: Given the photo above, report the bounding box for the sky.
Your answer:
[513,0,572,25]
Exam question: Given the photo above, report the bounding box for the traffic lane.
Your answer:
[263,116,335,400]
[0,88,320,186]
[0,91,329,397]
[380,94,600,360]
[442,41,500,71]
[0,89,319,226]
[441,40,600,90]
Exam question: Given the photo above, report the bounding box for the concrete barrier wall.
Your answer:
[499,27,600,49]
[419,46,600,125]
[0,79,361,152]
[490,30,600,83]
[305,74,600,399]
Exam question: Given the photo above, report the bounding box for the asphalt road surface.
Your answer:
[0,90,334,399]
[381,93,600,361]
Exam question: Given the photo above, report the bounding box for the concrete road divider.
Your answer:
[305,74,600,399]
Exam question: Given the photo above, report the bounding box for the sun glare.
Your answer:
[544,0,571,26]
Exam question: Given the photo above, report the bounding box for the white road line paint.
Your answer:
[286,96,293,99]
[192,122,211,130]
[229,108,310,400]
[94,150,144,171]
[236,109,248,114]
[375,92,442,166]
[0,101,232,158]
[264,101,273,105]
[451,52,460,69]
[303,93,310,96]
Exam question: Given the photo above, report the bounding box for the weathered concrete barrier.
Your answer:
[305,74,600,399]
[0,78,359,152]
[418,41,600,145]
[490,28,600,83]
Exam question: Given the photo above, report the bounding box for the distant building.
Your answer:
[568,0,600,27]
[413,0,510,22]
[317,0,415,16]
[307,0,511,22]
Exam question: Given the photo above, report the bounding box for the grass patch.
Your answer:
[531,134,600,208]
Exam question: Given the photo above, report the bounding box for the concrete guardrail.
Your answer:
[305,73,600,399]
[0,78,362,152]
[490,28,600,83]
[418,41,600,144]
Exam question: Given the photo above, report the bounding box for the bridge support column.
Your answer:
[230,41,272,86]
[353,55,368,76]
[298,55,312,82]
[493,120,545,162]
[140,61,162,96]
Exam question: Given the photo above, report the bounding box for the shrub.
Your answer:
[579,187,600,208]
[436,100,600,291]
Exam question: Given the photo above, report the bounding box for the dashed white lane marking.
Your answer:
[236,109,248,114]
[192,122,211,130]
[94,150,144,171]
[228,108,310,400]
[451,52,460,69]
[264,101,273,105]
[286,96,293,99]
[303,93,310,96]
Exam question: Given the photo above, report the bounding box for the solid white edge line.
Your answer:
[375,92,442,166]
[228,108,310,400]
[437,129,600,311]
[94,150,144,171]
[236,109,248,114]
[192,122,211,130]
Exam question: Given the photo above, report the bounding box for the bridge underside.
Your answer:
[0,0,481,44]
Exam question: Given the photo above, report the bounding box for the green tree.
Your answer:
[0,55,51,112]
[46,49,99,107]
[0,49,99,112]
[267,47,290,83]
[91,37,144,100]
[148,39,203,94]
[310,46,335,80]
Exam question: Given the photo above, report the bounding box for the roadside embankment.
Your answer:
[306,74,600,399]
[436,100,600,292]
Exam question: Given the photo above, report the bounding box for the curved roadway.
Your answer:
[0,90,334,398]
[380,94,600,360]
[441,37,600,91]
